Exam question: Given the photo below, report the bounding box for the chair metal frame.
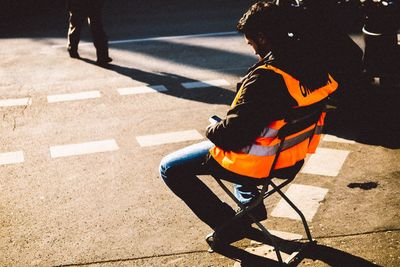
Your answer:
[206,107,324,265]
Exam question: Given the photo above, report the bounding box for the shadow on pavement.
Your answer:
[300,243,381,267]
[79,57,236,105]
[112,38,255,76]
[214,229,380,267]
[324,81,400,149]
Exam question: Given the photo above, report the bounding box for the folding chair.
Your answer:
[206,106,325,265]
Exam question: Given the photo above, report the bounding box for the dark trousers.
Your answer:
[67,0,109,60]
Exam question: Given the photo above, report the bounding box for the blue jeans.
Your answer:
[159,141,260,229]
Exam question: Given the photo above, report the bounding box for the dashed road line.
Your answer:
[47,91,101,103]
[136,130,203,147]
[301,147,350,177]
[181,79,230,89]
[323,134,356,144]
[50,139,119,158]
[271,183,329,222]
[0,97,32,107]
[0,151,24,165]
[51,31,238,48]
[117,85,168,95]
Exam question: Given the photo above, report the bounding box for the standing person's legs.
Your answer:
[67,11,84,58]
[159,141,236,229]
[87,0,111,63]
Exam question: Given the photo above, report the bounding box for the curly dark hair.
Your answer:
[236,1,288,42]
[237,1,331,89]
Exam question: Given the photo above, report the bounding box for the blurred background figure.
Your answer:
[67,0,112,65]
[360,0,400,87]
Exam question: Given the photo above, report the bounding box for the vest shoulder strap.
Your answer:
[255,65,338,107]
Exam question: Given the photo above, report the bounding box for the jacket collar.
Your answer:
[247,52,275,74]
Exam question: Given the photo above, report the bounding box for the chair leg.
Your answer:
[208,179,284,264]
[253,221,284,264]
[269,182,314,242]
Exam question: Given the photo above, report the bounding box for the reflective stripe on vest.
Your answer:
[209,65,338,178]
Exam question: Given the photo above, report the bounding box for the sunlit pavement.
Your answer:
[1,1,399,266]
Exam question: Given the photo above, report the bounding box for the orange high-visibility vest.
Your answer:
[209,65,338,178]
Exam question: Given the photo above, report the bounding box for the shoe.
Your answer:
[96,57,112,66]
[242,202,267,222]
[210,202,267,245]
[68,50,80,59]
[206,225,252,251]
[214,218,254,245]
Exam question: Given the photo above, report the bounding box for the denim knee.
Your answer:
[159,155,181,184]
[159,141,212,184]
[159,157,170,182]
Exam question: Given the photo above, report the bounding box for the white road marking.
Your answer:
[181,79,230,89]
[301,147,350,177]
[250,230,303,245]
[271,184,328,222]
[136,130,203,147]
[50,139,119,158]
[117,85,168,95]
[233,231,303,266]
[0,151,24,165]
[233,245,292,266]
[323,134,355,144]
[52,31,238,48]
[0,98,32,107]
[47,91,101,103]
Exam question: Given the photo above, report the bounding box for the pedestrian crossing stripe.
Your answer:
[47,91,101,103]
[117,85,168,95]
[323,134,355,144]
[234,230,303,266]
[50,139,119,158]
[0,98,32,107]
[301,147,350,177]
[0,151,24,165]
[249,230,303,243]
[136,130,203,147]
[181,79,230,89]
[271,183,328,222]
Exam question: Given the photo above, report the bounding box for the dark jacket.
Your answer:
[67,0,104,14]
[206,52,326,152]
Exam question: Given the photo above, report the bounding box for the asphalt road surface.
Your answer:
[1,1,399,266]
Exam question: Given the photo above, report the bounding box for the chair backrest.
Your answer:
[278,106,323,140]
[269,103,325,176]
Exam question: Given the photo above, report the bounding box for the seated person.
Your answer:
[159,1,338,243]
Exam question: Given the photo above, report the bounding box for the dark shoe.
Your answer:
[96,57,112,66]
[68,50,80,59]
[214,219,254,245]
[206,225,252,252]
[243,202,267,222]
[206,202,267,248]
[213,203,267,243]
